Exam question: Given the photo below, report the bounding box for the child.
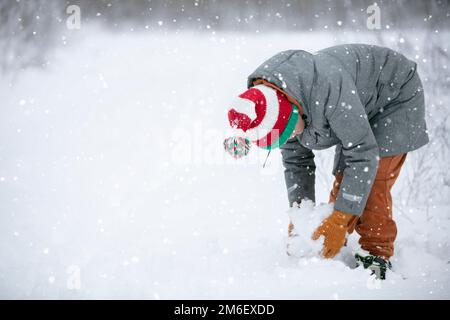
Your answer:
[225,44,429,279]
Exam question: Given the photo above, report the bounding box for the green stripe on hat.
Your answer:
[261,105,299,150]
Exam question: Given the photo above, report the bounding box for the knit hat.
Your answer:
[224,85,299,158]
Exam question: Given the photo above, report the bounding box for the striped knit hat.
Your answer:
[224,85,299,158]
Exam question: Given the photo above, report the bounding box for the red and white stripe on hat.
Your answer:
[227,85,293,148]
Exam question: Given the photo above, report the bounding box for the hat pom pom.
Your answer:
[223,136,251,159]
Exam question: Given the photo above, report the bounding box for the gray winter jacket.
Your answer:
[247,44,429,216]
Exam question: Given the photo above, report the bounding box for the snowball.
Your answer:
[286,201,332,258]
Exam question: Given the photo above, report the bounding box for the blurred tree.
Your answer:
[0,0,63,74]
[1,0,449,72]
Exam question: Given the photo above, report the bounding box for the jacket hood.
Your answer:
[247,50,315,126]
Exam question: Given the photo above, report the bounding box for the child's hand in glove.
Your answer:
[312,210,357,258]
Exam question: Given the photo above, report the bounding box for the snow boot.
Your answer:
[355,251,392,280]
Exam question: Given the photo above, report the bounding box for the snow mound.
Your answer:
[286,201,332,258]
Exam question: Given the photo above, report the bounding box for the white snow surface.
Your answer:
[0,29,449,299]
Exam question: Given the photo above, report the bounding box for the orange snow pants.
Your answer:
[329,154,407,259]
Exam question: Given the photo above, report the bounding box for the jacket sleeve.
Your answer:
[325,75,380,216]
[280,137,316,206]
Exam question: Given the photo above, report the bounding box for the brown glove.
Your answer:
[312,210,357,259]
[287,221,294,236]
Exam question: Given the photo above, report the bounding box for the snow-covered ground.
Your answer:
[0,29,449,299]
